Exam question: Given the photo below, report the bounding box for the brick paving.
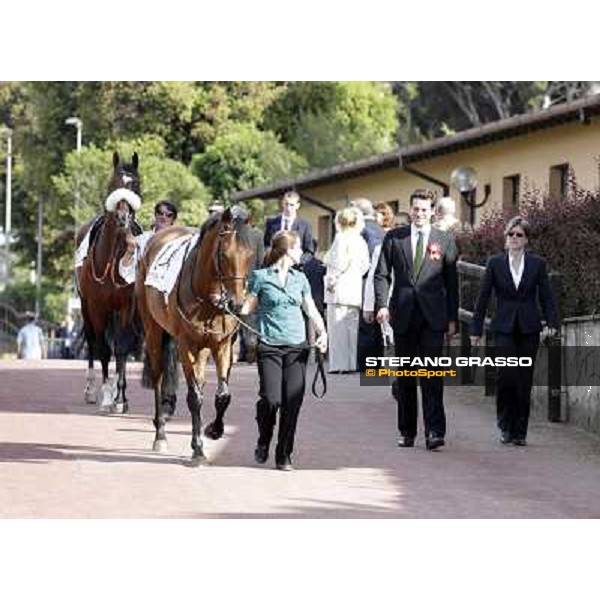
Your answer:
[1,359,600,518]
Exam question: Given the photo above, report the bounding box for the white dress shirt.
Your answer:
[280,215,296,232]
[411,223,431,259]
[508,251,525,288]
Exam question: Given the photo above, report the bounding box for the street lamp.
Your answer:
[0,126,12,276]
[451,165,491,226]
[65,117,83,230]
[65,117,82,152]
[65,117,83,320]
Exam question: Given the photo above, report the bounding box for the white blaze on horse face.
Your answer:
[122,174,133,187]
[115,200,131,227]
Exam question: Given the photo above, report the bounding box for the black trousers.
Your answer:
[494,328,540,440]
[256,343,309,462]
[393,304,446,439]
[357,313,383,372]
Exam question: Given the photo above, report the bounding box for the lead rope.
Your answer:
[221,304,327,399]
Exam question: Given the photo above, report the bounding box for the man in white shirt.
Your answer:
[433,197,460,232]
[17,314,45,360]
[374,189,459,451]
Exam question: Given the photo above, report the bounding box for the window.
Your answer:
[549,163,570,201]
[502,175,520,214]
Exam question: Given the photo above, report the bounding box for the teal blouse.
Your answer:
[247,266,312,346]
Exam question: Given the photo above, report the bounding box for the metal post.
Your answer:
[4,130,12,271]
[547,272,562,422]
[35,197,43,318]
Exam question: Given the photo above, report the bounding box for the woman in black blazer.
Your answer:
[470,216,559,446]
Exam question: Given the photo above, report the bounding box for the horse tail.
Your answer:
[142,332,179,392]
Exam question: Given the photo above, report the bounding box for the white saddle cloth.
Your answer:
[74,218,102,268]
[145,233,200,302]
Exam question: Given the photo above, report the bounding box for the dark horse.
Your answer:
[136,208,253,464]
[75,152,142,413]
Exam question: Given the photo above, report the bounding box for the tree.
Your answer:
[264,82,399,168]
[191,123,307,201]
[190,82,286,156]
[392,82,600,144]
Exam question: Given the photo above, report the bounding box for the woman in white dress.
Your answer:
[324,207,370,373]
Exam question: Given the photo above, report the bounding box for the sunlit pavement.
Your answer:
[1,359,600,518]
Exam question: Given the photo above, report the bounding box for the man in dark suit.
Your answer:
[374,189,458,451]
[263,190,314,254]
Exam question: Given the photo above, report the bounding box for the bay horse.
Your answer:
[75,152,142,413]
[136,208,253,464]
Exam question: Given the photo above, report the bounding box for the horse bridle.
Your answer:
[212,227,248,310]
[177,222,248,337]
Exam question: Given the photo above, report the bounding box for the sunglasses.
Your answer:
[507,231,525,238]
[156,211,174,218]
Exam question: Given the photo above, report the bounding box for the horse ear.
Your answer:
[113,152,120,169]
[132,152,139,171]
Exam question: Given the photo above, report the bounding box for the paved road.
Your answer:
[1,359,600,518]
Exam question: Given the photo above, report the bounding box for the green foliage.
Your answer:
[191,82,285,152]
[264,81,398,168]
[191,123,307,201]
[0,278,69,324]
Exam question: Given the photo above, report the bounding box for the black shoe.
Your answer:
[500,431,512,444]
[254,444,269,464]
[512,438,527,446]
[397,435,415,448]
[275,456,293,471]
[426,436,445,451]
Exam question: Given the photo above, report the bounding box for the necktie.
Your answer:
[283,218,289,231]
[413,231,424,275]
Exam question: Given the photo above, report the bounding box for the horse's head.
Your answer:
[109,152,141,196]
[211,207,253,313]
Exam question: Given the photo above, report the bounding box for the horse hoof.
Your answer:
[152,439,168,453]
[111,402,129,415]
[204,422,224,440]
[84,393,96,405]
[189,452,208,467]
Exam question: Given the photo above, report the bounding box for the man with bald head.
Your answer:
[433,197,460,233]
[350,198,385,257]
